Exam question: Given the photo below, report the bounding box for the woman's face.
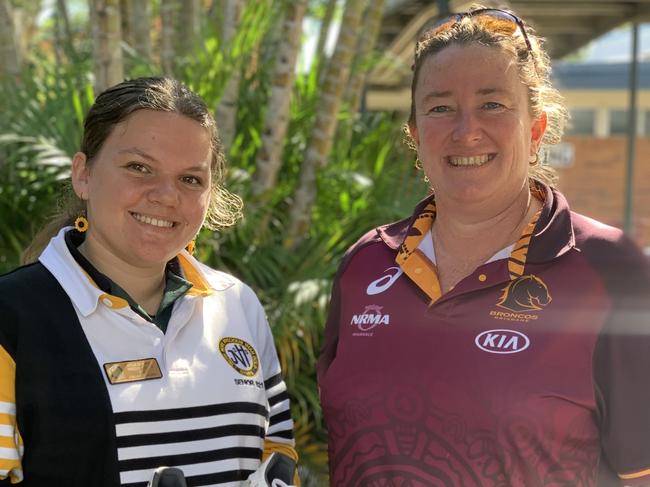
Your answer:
[410,44,546,210]
[71,109,212,270]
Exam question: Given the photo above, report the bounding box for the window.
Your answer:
[566,109,595,135]
[610,109,629,135]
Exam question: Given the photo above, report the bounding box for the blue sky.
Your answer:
[574,23,650,62]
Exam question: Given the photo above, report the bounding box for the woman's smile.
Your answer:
[130,211,177,229]
[446,153,495,167]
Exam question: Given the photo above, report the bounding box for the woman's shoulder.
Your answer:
[571,211,625,244]
[570,211,650,286]
[0,261,54,294]
[570,210,644,262]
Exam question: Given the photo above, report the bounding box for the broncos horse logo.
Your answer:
[496,275,551,313]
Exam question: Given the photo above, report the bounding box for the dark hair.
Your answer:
[23,77,242,263]
[405,5,568,185]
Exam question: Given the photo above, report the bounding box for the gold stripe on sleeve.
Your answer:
[0,414,16,427]
[0,346,15,404]
[0,345,22,482]
[619,467,650,480]
[0,436,17,449]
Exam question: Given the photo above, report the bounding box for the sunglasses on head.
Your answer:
[421,8,537,72]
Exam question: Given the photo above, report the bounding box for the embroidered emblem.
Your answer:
[219,337,259,377]
[496,275,551,313]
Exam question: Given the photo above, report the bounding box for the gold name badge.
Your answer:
[103,358,163,385]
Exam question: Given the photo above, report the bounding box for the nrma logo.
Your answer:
[475,329,530,354]
[351,305,390,332]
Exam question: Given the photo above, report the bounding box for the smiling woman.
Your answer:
[318,6,650,487]
[0,77,300,487]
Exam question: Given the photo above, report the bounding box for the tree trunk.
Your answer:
[160,0,178,76]
[90,0,124,94]
[7,1,41,71]
[0,0,21,78]
[251,0,308,197]
[56,0,77,62]
[119,0,133,47]
[131,0,151,60]
[286,0,365,246]
[177,0,201,58]
[215,0,244,153]
[208,0,226,37]
[345,0,385,112]
[315,0,337,80]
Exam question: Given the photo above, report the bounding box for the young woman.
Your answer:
[0,77,298,487]
[318,7,650,486]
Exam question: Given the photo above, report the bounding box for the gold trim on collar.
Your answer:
[177,253,213,296]
[395,202,442,303]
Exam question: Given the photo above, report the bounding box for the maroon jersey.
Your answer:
[318,184,650,487]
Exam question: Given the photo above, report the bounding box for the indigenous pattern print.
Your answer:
[318,184,650,487]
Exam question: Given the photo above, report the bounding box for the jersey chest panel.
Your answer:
[77,292,267,411]
[322,244,610,486]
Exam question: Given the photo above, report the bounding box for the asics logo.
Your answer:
[366,267,403,295]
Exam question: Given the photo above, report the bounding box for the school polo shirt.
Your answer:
[0,228,295,486]
[318,183,650,487]
[64,230,192,332]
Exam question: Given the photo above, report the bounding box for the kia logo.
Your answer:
[475,329,530,354]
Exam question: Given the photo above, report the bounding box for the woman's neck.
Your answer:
[78,240,166,314]
[431,185,541,293]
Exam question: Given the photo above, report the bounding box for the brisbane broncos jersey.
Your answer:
[318,183,650,487]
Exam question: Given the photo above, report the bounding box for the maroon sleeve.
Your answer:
[316,270,342,384]
[587,232,650,485]
[317,228,381,384]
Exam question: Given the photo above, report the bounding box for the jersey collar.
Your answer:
[376,181,576,303]
[378,180,575,263]
[39,228,217,317]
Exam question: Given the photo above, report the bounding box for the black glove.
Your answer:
[148,466,187,487]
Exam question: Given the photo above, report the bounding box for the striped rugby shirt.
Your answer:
[0,228,296,486]
[318,182,650,486]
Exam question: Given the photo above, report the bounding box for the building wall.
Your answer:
[555,136,650,252]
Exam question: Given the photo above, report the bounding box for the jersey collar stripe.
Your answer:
[177,253,213,296]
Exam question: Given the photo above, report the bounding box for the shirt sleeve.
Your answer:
[247,287,296,448]
[591,235,650,485]
[0,344,22,483]
[316,270,342,385]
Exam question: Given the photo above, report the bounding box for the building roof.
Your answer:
[553,62,650,90]
[371,0,650,88]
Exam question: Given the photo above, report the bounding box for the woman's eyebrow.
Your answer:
[421,90,452,101]
[477,87,510,95]
[117,147,158,162]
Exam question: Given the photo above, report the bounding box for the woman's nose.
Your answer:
[451,111,482,143]
[148,178,180,207]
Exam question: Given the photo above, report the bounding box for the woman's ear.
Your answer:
[71,152,89,200]
[530,111,548,153]
[408,122,420,146]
